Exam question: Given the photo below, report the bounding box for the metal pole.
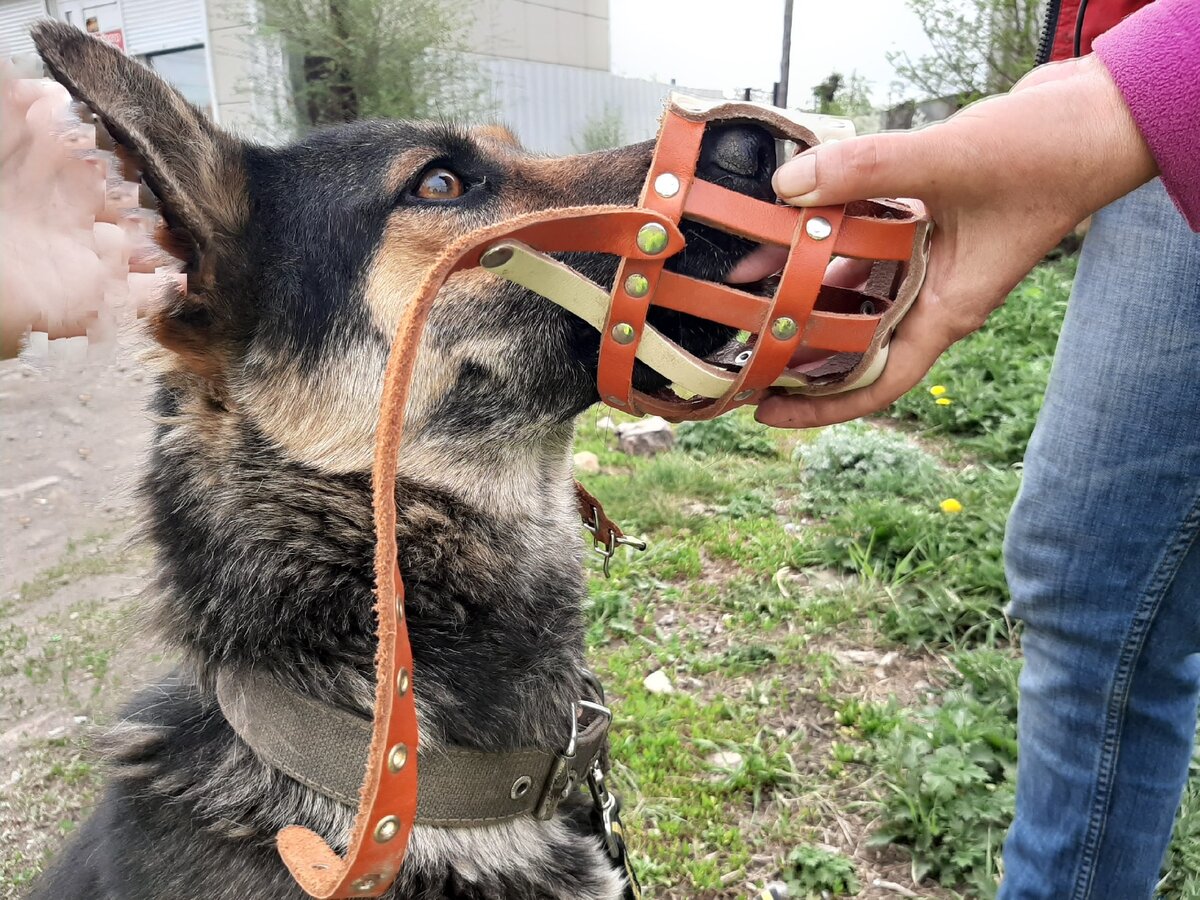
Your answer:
[777,0,794,108]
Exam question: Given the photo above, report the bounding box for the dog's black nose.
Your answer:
[696,123,777,200]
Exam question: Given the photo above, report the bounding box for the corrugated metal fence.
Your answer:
[474,54,725,155]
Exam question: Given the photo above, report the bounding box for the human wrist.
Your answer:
[1070,54,1158,217]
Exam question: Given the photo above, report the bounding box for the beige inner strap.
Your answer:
[483,241,889,397]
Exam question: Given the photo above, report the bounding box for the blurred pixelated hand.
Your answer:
[0,58,182,359]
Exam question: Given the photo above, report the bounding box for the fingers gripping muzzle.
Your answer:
[421,93,930,421]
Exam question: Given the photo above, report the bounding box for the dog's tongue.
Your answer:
[725,244,789,284]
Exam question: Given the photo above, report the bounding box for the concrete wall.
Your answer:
[469,0,609,71]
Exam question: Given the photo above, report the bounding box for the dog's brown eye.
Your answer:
[414,167,464,201]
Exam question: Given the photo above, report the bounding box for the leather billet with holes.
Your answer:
[274,94,932,897]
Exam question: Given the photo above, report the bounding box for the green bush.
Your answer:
[868,651,1021,896]
[784,845,860,897]
[887,259,1075,465]
[795,422,938,497]
[677,414,777,459]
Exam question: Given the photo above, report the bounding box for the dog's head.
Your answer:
[35,23,779,474]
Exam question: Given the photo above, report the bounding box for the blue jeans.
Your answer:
[1000,179,1200,899]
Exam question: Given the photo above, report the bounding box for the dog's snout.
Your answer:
[697,123,777,200]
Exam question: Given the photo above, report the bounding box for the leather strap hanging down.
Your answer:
[267,93,931,898]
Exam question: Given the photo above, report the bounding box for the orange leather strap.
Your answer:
[598,115,705,411]
[272,204,662,898]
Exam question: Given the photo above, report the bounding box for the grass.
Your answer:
[569,259,1200,897]
[885,258,1076,465]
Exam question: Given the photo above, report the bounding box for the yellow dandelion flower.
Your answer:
[935,397,953,406]
[929,385,947,396]
[940,498,963,514]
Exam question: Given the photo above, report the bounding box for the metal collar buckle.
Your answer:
[534,695,613,820]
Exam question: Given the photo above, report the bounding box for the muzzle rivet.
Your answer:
[654,173,681,199]
[387,742,409,773]
[624,273,650,298]
[373,815,401,843]
[480,245,514,269]
[396,667,411,696]
[351,874,382,893]
[734,390,755,401]
[805,217,832,241]
[611,323,637,345]
[636,222,669,255]
[770,316,798,340]
[510,775,533,799]
[859,300,876,315]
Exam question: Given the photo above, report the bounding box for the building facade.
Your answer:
[1,0,723,154]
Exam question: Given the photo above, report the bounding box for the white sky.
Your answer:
[608,0,934,108]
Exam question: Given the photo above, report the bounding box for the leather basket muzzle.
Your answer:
[430,92,932,421]
[270,94,932,900]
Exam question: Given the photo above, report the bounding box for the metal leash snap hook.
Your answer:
[586,762,621,858]
[593,529,649,578]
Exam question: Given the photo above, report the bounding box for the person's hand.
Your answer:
[756,54,1158,428]
[0,60,179,359]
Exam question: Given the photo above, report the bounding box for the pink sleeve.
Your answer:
[1093,0,1200,230]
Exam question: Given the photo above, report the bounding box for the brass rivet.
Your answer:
[624,273,650,298]
[636,222,669,255]
[396,667,410,696]
[734,390,754,401]
[805,216,832,241]
[611,323,637,345]
[480,245,514,268]
[351,874,382,893]
[770,317,798,340]
[653,172,680,198]
[387,742,408,773]
[373,815,401,843]
[510,775,533,799]
[395,593,404,622]
[604,395,623,407]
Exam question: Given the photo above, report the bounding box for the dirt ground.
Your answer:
[0,351,167,894]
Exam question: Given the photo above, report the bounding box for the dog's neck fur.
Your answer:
[144,380,589,753]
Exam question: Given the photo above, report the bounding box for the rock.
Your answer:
[596,416,618,432]
[0,475,61,501]
[707,750,743,770]
[616,417,674,456]
[834,648,882,666]
[643,669,674,695]
[573,451,601,475]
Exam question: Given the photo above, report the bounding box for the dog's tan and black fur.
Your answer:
[28,21,780,900]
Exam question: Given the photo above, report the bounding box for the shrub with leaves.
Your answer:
[795,422,936,497]
[784,844,860,897]
[868,651,1019,896]
[677,414,777,459]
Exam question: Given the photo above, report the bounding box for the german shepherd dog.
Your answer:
[29,21,781,900]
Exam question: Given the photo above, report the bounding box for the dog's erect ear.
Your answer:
[32,20,246,260]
